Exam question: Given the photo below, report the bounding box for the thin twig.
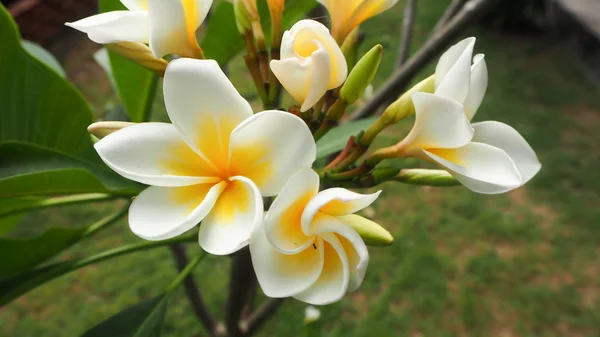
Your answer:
[432,0,467,33]
[169,244,217,335]
[243,299,285,336]
[225,248,254,337]
[351,0,499,120]
[395,0,418,68]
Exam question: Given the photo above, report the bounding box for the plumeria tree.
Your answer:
[0,0,540,336]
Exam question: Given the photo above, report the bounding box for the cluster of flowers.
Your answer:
[67,0,540,305]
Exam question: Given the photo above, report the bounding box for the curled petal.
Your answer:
[120,0,149,11]
[302,188,381,236]
[349,0,400,32]
[198,176,263,255]
[250,230,324,298]
[148,0,212,58]
[311,214,369,292]
[229,111,316,196]
[264,168,319,254]
[464,54,488,120]
[66,11,149,45]
[129,181,227,240]
[163,58,252,172]
[472,121,541,185]
[403,92,473,150]
[422,142,522,194]
[294,233,350,305]
[94,123,220,186]
[435,37,475,103]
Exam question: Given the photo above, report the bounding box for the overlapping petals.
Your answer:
[94,58,316,255]
[317,0,399,41]
[66,0,212,58]
[251,169,380,305]
[270,20,348,112]
[398,37,540,194]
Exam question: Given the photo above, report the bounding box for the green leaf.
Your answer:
[98,0,158,122]
[21,40,66,77]
[316,117,378,159]
[202,0,317,65]
[82,297,167,337]
[0,142,141,197]
[0,214,23,237]
[0,226,88,282]
[0,194,113,219]
[0,4,98,162]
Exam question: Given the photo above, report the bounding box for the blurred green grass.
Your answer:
[2,0,600,336]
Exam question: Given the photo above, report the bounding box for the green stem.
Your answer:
[165,249,207,294]
[0,234,197,306]
[82,205,130,237]
[0,193,117,219]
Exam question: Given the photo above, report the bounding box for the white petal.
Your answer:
[288,20,347,88]
[198,176,263,255]
[120,0,148,11]
[148,0,212,58]
[422,142,522,194]
[250,229,324,298]
[129,181,226,240]
[294,233,350,305]
[301,188,381,236]
[472,121,541,184]
[464,54,488,120]
[66,11,149,44]
[94,123,220,187]
[229,111,316,196]
[402,92,473,150]
[271,46,330,112]
[264,169,319,254]
[163,58,253,172]
[434,37,475,103]
[311,214,369,292]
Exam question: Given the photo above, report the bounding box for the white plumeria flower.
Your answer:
[66,0,212,58]
[250,169,381,305]
[94,58,316,255]
[270,20,348,112]
[317,0,399,42]
[397,37,540,194]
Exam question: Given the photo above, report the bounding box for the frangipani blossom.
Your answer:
[251,169,381,305]
[396,37,540,194]
[270,20,348,112]
[317,0,399,42]
[66,0,212,58]
[94,58,316,255]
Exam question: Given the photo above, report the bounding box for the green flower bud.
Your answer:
[395,169,459,187]
[381,75,435,124]
[234,0,252,34]
[338,214,394,246]
[340,44,383,105]
[88,121,135,140]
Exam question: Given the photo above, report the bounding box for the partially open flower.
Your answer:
[66,0,212,58]
[94,58,316,255]
[251,169,381,305]
[270,20,347,112]
[317,0,399,42]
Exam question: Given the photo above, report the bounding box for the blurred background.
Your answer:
[1,0,599,336]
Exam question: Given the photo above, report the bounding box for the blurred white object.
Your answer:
[304,306,321,324]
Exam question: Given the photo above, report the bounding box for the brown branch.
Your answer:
[395,0,418,68]
[351,0,499,121]
[169,244,217,335]
[432,0,467,33]
[243,299,285,336]
[225,248,255,337]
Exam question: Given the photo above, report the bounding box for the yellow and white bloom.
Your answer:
[270,20,348,112]
[396,37,540,194]
[94,58,316,255]
[66,0,212,58]
[317,0,399,42]
[250,169,381,305]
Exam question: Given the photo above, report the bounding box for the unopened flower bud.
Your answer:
[267,0,285,13]
[382,75,435,124]
[105,42,168,76]
[338,214,394,246]
[340,44,382,105]
[88,121,135,139]
[234,0,252,33]
[241,0,259,21]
